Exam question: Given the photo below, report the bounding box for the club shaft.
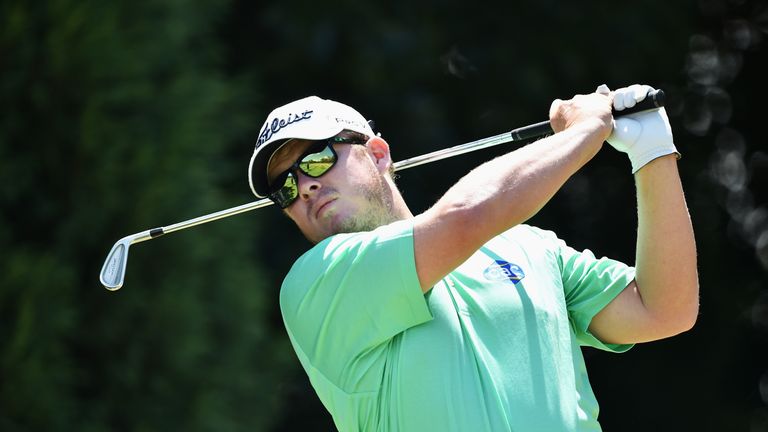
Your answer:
[101,88,665,290]
[159,199,273,236]
[392,127,535,172]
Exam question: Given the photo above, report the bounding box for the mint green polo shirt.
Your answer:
[280,220,635,431]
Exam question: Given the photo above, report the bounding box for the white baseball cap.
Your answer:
[248,96,375,198]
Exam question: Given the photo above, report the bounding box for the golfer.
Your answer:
[247,84,698,431]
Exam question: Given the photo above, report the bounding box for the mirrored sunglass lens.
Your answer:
[272,173,298,208]
[299,145,336,177]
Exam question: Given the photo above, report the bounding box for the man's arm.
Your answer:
[589,155,699,343]
[413,92,613,290]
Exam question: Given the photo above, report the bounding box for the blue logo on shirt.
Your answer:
[483,260,525,284]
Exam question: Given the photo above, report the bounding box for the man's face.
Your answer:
[266,136,397,243]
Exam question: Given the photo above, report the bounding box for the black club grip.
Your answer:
[510,88,666,142]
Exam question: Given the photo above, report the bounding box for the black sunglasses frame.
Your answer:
[268,135,368,208]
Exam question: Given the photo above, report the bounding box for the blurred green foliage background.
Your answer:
[1,0,766,430]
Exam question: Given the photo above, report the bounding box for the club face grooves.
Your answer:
[100,241,128,290]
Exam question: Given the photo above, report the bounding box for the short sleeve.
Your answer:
[279,219,433,392]
[556,238,636,353]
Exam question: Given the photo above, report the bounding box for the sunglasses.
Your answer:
[268,135,368,208]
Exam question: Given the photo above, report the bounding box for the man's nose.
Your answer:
[296,171,322,201]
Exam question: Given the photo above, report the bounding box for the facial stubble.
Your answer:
[332,162,398,236]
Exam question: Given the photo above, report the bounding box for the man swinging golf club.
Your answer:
[248,84,699,431]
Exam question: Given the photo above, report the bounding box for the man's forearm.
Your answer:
[441,121,605,235]
[414,120,608,289]
[633,155,699,332]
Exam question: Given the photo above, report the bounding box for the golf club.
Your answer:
[100,89,665,290]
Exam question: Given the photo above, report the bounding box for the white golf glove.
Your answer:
[598,84,680,173]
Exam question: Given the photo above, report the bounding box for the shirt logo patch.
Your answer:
[483,260,525,284]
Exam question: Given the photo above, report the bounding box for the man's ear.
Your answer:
[366,136,392,174]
